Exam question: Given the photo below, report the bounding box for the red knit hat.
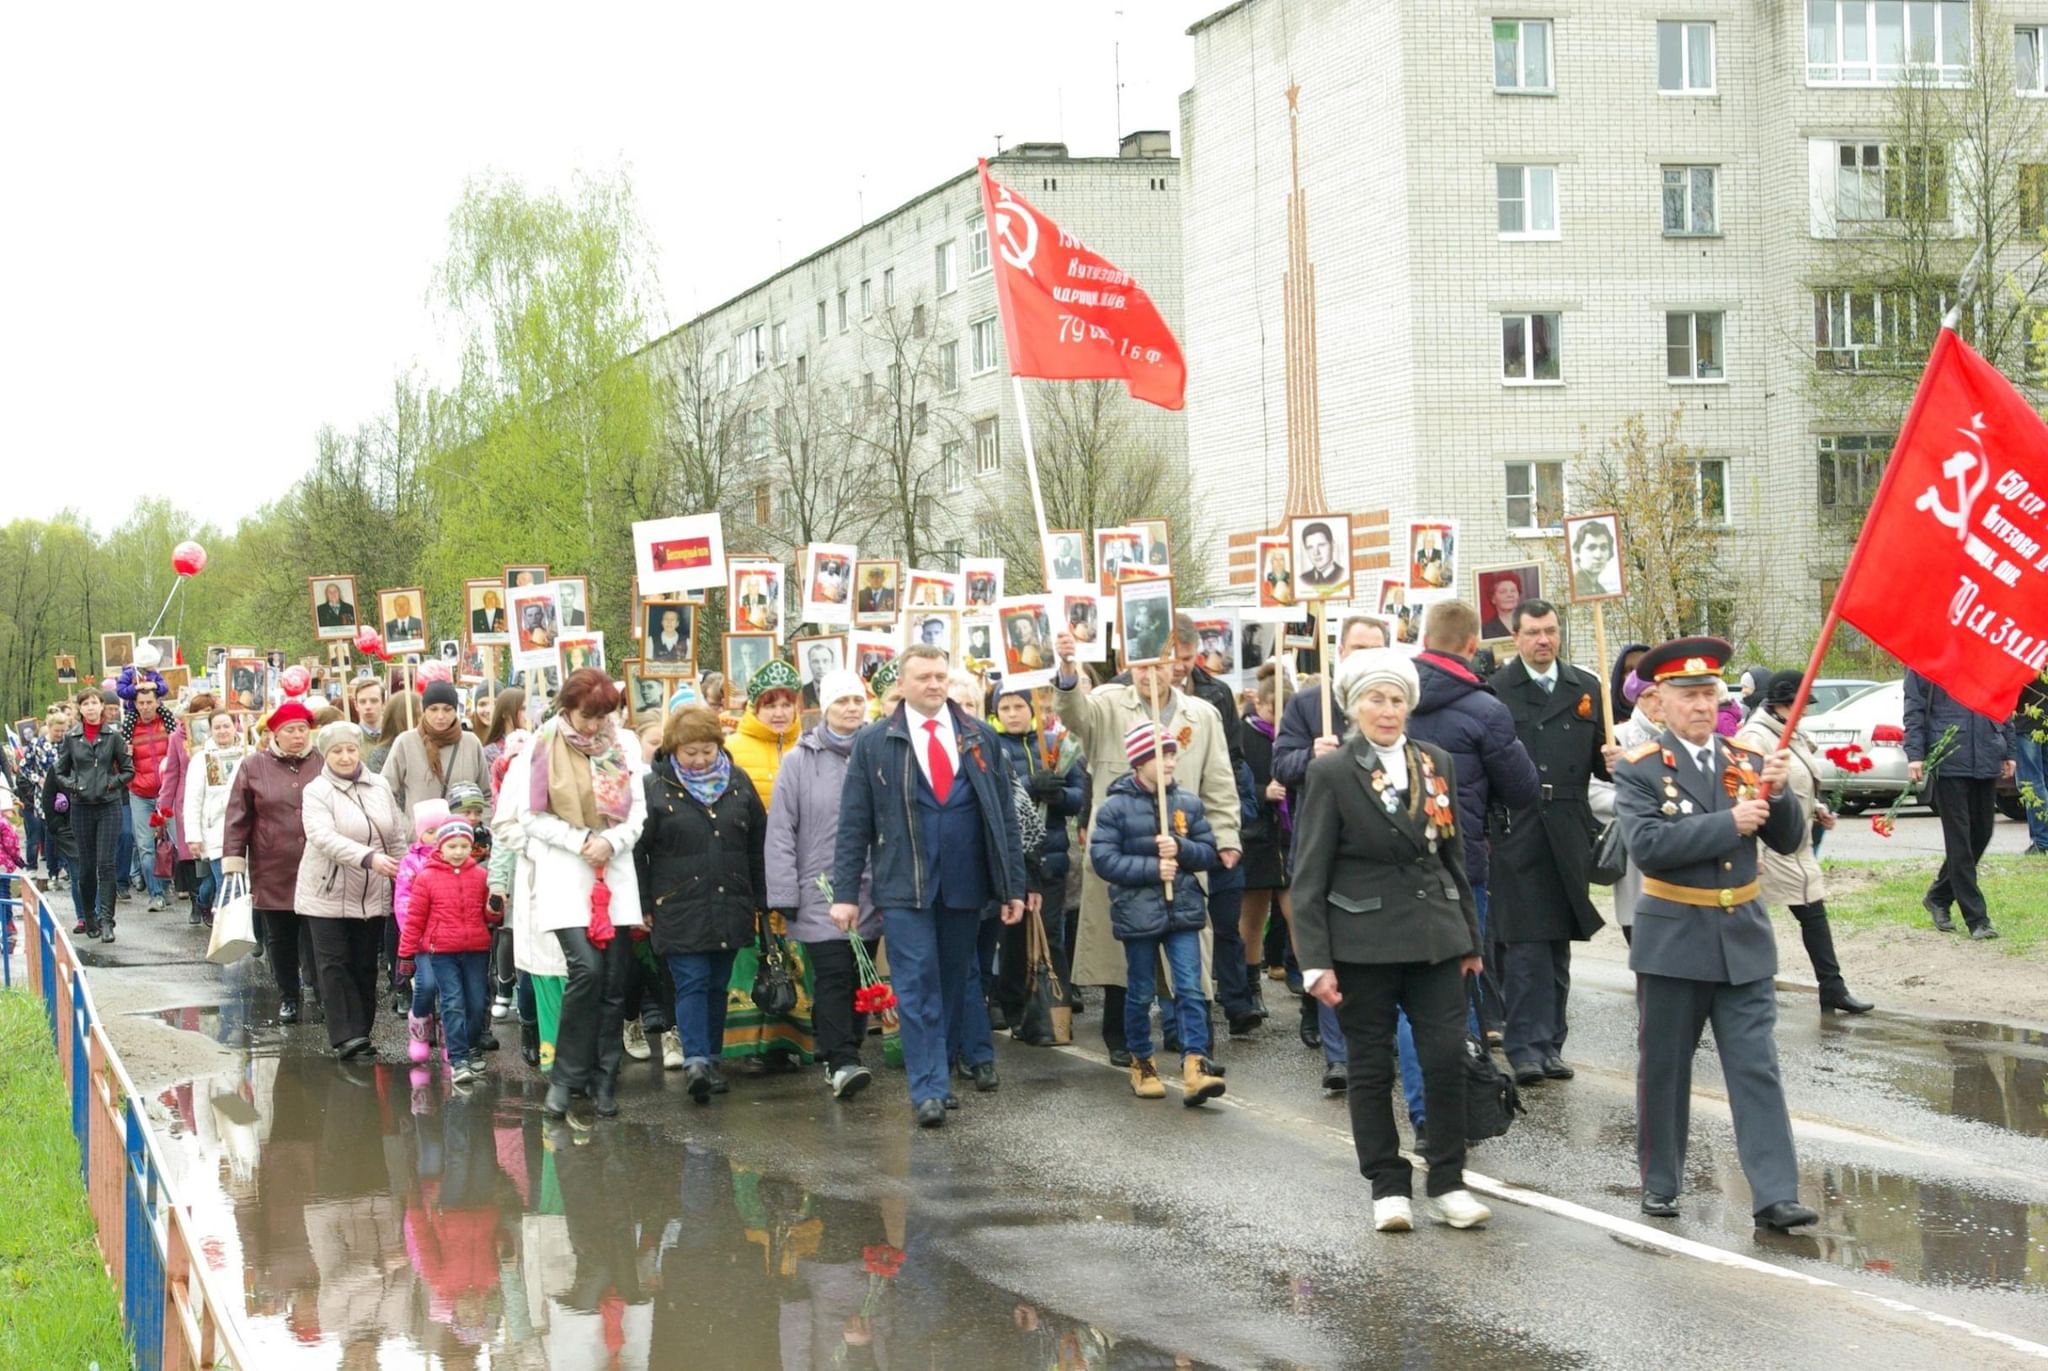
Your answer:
[266,700,316,732]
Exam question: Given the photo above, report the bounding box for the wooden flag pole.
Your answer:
[1010,376,1053,547]
[1316,598,1333,741]
[1591,602,1616,749]
[1148,668,1173,902]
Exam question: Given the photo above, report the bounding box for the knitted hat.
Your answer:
[1124,720,1179,767]
[413,799,452,843]
[422,680,461,711]
[314,720,363,756]
[445,781,488,815]
[1334,648,1420,714]
[867,658,900,699]
[665,704,724,749]
[665,681,701,713]
[434,820,475,849]
[747,658,801,703]
[266,700,316,733]
[1621,671,1656,706]
[817,668,867,710]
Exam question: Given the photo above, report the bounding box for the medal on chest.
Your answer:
[1723,755,1761,802]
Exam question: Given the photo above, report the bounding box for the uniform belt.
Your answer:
[1640,875,1760,910]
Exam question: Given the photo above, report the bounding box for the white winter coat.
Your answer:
[496,748,566,978]
[509,739,648,940]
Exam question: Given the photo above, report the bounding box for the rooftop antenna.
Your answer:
[858,173,866,225]
[1114,9,1125,140]
[995,132,1004,154]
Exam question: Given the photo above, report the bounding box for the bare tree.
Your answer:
[837,299,964,567]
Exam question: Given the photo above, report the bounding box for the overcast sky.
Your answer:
[3,1,1218,531]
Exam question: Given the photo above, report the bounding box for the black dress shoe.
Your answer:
[914,1098,947,1128]
[592,1080,620,1118]
[279,999,302,1025]
[1925,896,1956,932]
[685,1063,713,1103]
[970,1061,999,1092]
[334,1036,372,1060]
[1512,1062,1545,1087]
[1298,1020,1321,1050]
[520,1020,540,1067]
[1971,924,2001,941]
[1754,1200,1818,1231]
[1820,989,1874,1013]
[100,922,116,943]
[543,1081,572,1117]
[1320,1066,1348,1093]
[477,1029,500,1051]
[1541,1055,1575,1080]
[942,1092,961,1110]
[1640,1194,1679,1219]
[1108,1049,1133,1068]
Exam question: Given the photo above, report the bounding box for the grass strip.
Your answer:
[1821,854,2048,956]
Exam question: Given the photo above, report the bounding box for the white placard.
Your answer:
[633,513,726,595]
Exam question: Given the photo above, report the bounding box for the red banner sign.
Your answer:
[1835,328,2048,717]
[977,161,1186,410]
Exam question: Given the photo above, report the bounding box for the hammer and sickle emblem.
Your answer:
[992,187,1039,279]
[1913,415,1991,540]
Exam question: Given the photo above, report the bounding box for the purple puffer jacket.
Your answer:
[763,726,878,941]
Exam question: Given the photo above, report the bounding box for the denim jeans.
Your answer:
[113,799,135,897]
[127,793,165,898]
[193,857,218,919]
[1396,882,1487,1125]
[667,948,739,1064]
[882,904,983,1107]
[1122,928,1209,1061]
[2016,728,2048,852]
[420,950,489,1065]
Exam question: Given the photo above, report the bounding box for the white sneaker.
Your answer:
[1427,1190,1492,1229]
[622,1020,651,1061]
[1373,1197,1413,1233]
[661,1030,684,1071]
[491,995,511,1022]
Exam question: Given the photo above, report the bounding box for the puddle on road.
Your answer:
[1809,1015,2048,1138]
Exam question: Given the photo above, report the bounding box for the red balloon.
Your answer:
[172,540,207,576]
[279,665,311,697]
[354,625,385,657]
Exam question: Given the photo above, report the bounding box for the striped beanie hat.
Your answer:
[1123,720,1178,767]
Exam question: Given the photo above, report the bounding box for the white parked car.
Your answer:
[1803,679,2026,819]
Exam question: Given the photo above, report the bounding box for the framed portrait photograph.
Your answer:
[503,564,549,593]
[507,582,559,669]
[624,659,684,716]
[905,608,959,658]
[850,631,898,684]
[1093,527,1145,597]
[309,575,359,640]
[554,575,592,631]
[723,631,775,688]
[437,639,462,665]
[101,633,135,671]
[375,587,427,655]
[466,578,511,645]
[632,512,725,596]
[457,641,492,684]
[557,633,605,676]
[326,640,351,669]
[961,615,998,668]
[159,665,191,696]
[1256,535,1294,610]
[1188,608,1241,688]
[1117,576,1176,668]
[802,543,858,626]
[1476,563,1544,641]
[1563,511,1626,603]
[642,600,695,668]
[224,656,265,711]
[1061,590,1108,664]
[145,637,177,668]
[792,635,849,708]
[1290,513,1351,600]
[853,560,901,626]
[728,560,784,641]
[960,556,1004,610]
[1042,530,1089,588]
[997,597,1055,689]
[55,654,78,686]
[1404,518,1459,601]
[905,569,961,610]
[205,645,228,677]
[1132,517,1173,575]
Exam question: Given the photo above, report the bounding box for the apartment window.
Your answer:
[941,439,965,491]
[1662,166,1719,235]
[772,322,789,363]
[2020,25,2048,93]
[1493,18,1553,92]
[1696,458,1730,525]
[913,401,929,436]
[816,300,827,336]
[2022,164,2048,228]
[1814,286,1950,369]
[837,290,849,333]
[1817,434,1890,515]
[860,278,873,319]
[970,315,1000,375]
[795,354,807,385]
[916,494,935,529]
[974,416,1001,474]
[1807,1,1972,86]
[885,361,901,396]
[1657,21,1715,93]
[1497,165,1559,239]
[912,303,927,337]
[939,340,960,391]
[715,350,731,390]
[753,482,771,525]
[1501,312,1561,383]
[1837,142,1949,222]
[968,215,990,274]
[1666,311,1725,382]
[935,240,958,295]
[1503,460,1565,532]
[883,267,896,308]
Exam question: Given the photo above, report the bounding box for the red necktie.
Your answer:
[924,718,954,803]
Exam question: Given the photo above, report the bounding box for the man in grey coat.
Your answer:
[1905,669,2016,938]
[1614,637,1814,1232]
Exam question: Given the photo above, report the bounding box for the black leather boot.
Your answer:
[1795,903,1873,1013]
[520,1019,540,1067]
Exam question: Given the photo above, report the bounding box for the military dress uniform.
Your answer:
[1614,638,1816,1230]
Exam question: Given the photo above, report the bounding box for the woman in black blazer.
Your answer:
[1292,650,1489,1234]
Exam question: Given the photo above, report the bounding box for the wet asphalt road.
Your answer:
[31,897,2048,1371]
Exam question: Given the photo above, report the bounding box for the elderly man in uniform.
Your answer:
[1614,637,1816,1231]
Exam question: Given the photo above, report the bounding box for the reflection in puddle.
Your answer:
[1817,1016,2048,1138]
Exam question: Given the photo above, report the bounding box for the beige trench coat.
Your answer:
[1736,712,1827,906]
[1055,675,1242,989]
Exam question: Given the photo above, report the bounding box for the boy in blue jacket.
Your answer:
[1089,721,1226,1105]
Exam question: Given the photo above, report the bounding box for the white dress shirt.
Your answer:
[1523,660,1558,692]
[907,703,958,790]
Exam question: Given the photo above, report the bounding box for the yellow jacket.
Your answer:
[727,708,801,809]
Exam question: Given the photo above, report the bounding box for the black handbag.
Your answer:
[1462,974,1525,1141]
[1012,907,1072,1046]
[1588,819,1626,886]
[749,913,799,1017]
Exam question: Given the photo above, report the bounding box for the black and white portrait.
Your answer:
[1563,512,1625,603]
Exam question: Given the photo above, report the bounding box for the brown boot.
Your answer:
[1129,1056,1166,1099]
[1182,1053,1226,1106]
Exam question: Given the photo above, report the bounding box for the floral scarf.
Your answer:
[673,750,732,807]
[529,717,632,831]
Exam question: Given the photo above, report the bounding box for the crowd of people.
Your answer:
[5,590,2035,1238]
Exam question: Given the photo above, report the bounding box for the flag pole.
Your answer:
[1010,375,1052,547]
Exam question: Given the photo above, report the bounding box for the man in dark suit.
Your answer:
[317,583,355,629]
[1614,637,1814,1231]
[383,595,423,644]
[858,569,897,616]
[470,591,505,637]
[1487,598,1607,1087]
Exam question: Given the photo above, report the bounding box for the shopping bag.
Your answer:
[153,831,176,880]
[1013,908,1072,1046]
[206,872,258,964]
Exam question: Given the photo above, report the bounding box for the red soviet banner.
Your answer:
[977,160,1186,411]
[1834,328,2048,718]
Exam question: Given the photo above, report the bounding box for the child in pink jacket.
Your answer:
[397,820,498,1086]
[396,800,450,1065]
